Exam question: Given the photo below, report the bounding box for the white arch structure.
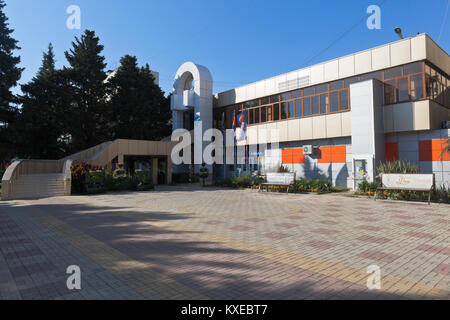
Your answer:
[171,62,213,173]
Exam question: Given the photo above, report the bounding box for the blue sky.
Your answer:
[4,0,450,96]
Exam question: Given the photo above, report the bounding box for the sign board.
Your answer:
[381,173,434,190]
[266,173,296,184]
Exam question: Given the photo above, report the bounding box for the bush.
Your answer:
[294,179,334,193]
[231,174,253,188]
[357,180,379,193]
[377,160,420,174]
[70,162,103,194]
[277,165,290,173]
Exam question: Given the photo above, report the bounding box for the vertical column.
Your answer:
[152,158,158,185]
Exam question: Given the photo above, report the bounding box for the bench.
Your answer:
[259,172,296,193]
[374,173,435,205]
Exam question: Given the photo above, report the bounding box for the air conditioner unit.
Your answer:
[303,145,314,155]
[442,120,450,129]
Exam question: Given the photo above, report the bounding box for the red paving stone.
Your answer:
[356,250,400,263]
[354,212,377,216]
[318,220,339,225]
[245,218,266,222]
[397,222,425,228]
[357,235,391,244]
[285,215,305,220]
[432,264,450,276]
[275,223,299,229]
[311,228,340,235]
[203,220,224,225]
[405,231,437,239]
[355,217,379,222]
[433,219,450,224]
[230,225,253,232]
[356,225,383,231]
[305,240,338,250]
[392,215,414,220]
[424,213,446,217]
[261,232,290,240]
[323,214,342,218]
[416,244,450,256]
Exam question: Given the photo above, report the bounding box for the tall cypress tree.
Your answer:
[106,55,171,141]
[17,44,65,159]
[0,0,23,160]
[63,30,107,152]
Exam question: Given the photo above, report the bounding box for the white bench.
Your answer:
[259,172,296,193]
[374,173,435,205]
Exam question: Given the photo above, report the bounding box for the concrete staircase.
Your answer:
[11,174,67,200]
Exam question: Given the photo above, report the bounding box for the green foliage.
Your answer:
[199,164,209,185]
[104,174,137,192]
[134,169,154,191]
[277,165,290,173]
[70,162,103,194]
[357,180,379,193]
[295,179,333,193]
[113,168,126,178]
[377,160,420,174]
[84,170,105,194]
[0,0,23,161]
[231,174,253,188]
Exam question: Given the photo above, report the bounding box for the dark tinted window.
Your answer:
[320,94,328,114]
[280,102,287,119]
[288,101,294,118]
[280,92,290,101]
[273,103,280,120]
[295,99,302,117]
[330,91,339,112]
[303,86,314,96]
[291,89,302,99]
[312,96,319,114]
[359,71,383,81]
[260,106,266,122]
[384,80,396,104]
[270,95,279,103]
[303,97,311,116]
[330,80,343,90]
[254,108,259,123]
[398,78,409,101]
[260,97,269,105]
[344,76,359,88]
[340,90,348,110]
[404,62,422,75]
[316,83,328,94]
[410,74,424,100]
[384,66,402,79]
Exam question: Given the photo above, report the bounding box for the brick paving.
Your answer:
[0,184,449,300]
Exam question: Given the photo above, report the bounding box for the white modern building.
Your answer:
[171,34,450,189]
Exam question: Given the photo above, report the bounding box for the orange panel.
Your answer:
[318,146,346,163]
[419,139,450,161]
[331,146,347,163]
[282,148,305,164]
[385,142,399,161]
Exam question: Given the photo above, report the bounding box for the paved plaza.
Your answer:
[0,185,449,300]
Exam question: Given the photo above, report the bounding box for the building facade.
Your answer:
[171,34,450,189]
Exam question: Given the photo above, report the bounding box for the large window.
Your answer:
[216,60,448,129]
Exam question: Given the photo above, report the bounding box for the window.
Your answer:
[404,62,422,75]
[410,74,424,100]
[312,96,319,114]
[330,80,343,90]
[359,71,383,81]
[261,97,269,105]
[330,91,339,112]
[260,106,266,123]
[384,66,402,79]
[320,94,328,114]
[303,87,314,96]
[344,76,359,88]
[398,78,409,102]
[249,109,254,124]
[280,92,290,101]
[288,101,294,118]
[340,90,348,110]
[266,105,273,121]
[303,97,311,115]
[273,104,280,120]
[291,89,302,99]
[295,99,302,117]
[270,95,279,103]
[280,102,287,119]
[316,83,328,94]
[254,108,260,123]
[384,80,396,104]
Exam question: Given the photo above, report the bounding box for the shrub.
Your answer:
[377,160,420,174]
[231,174,253,188]
[316,179,333,193]
[277,165,290,173]
[70,162,103,194]
[357,180,379,193]
[294,179,334,193]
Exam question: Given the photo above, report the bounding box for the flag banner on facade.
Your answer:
[235,109,247,141]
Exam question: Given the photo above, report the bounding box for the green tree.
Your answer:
[0,0,23,160]
[106,55,171,141]
[62,30,108,153]
[16,44,66,159]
